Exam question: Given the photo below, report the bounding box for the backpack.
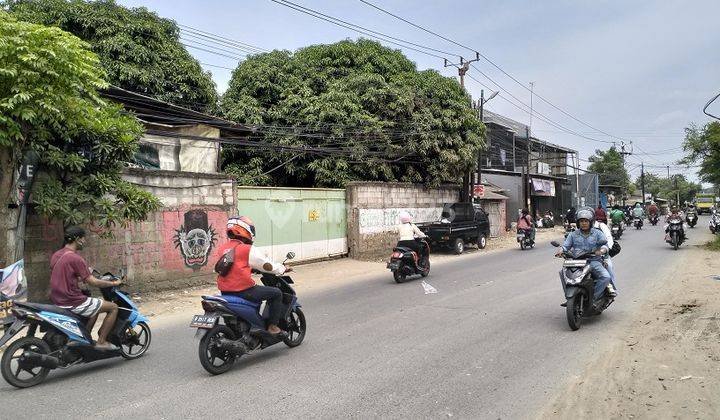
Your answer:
[609,241,621,257]
[214,244,239,276]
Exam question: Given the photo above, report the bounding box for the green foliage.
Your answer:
[635,172,701,205]
[5,0,217,111]
[220,39,484,187]
[681,121,720,186]
[705,235,720,251]
[587,147,633,192]
[0,12,160,232]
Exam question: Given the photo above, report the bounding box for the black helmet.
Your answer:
[63,226,86,245]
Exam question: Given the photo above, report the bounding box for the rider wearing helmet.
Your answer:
[556,207,612,303]
[215,216,291,335]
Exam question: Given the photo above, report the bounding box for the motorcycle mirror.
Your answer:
[550,241,560,247]
[286,252,296,260]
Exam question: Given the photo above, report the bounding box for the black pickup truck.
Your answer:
[418,203,491,255]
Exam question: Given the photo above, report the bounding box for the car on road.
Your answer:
[418,202,491,254]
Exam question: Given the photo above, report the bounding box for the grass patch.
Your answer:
[705,235,720,251]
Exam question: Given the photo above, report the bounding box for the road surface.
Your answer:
[1,220,710,419]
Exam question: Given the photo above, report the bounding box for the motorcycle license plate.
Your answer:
[387,262,400,270]
[189,315,217,329]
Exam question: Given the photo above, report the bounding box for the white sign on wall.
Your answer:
[359,207,443,235]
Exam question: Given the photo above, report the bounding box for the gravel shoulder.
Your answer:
[541,240,720,419]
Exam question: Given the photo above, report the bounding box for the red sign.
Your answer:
[473,184,485,198]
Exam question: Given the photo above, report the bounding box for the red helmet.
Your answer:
[227,216,255,243]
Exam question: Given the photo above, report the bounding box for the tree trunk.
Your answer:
[0,147,19,268]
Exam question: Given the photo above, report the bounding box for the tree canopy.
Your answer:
[5,0,218,111]
[587,146,633,193]
[219,39,484,188]
[681,121,720,187]
[0,12,160,264]
[635,173,700,205]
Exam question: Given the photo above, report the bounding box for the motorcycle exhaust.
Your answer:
[216,338,249,356]
[21,351,60,369]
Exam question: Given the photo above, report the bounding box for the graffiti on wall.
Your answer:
[173,210,217,269]
[358,207,443,235]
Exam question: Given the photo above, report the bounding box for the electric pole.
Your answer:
[641,162,646,205]
[619,141,633,205]
[445,53,481,203]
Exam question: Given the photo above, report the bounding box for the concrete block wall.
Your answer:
[25,169,235,300]
[346,182,460,260]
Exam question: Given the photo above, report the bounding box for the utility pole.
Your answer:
[575,151,581,207]
[445,53,481,203]
[525,127,531,212]
[675,175,680,205]
[527,82,534,216]
[619,141,633,206]
[641,162,646,205]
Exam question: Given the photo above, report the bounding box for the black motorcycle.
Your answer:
[191,253,306,375]
[666,219,685,250]
[0,271,150,388]
[710,211,720,234]
[563,221,576,239]
[517,229,535,250]
[633,217,643,230]
[610,223,623,240]
[387,238,430,283]
[686,212,698,228]
[552,241,614,330]
[649,214,659,226]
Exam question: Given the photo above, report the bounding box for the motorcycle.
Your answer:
[686,212,698,228]
[666,219,685,250]
[610,223,623,240]
[710,212,720,234]
[563,221,576,239]
[387,238,430,283]
[649,214,659,226]
[517,229,535,250]
[191,253,306,375]
[552,241,614,331]
[633,217,643,230]
[0,271,150,388]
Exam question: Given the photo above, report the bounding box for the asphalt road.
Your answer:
[2,219,712,419]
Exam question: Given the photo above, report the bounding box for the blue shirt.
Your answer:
[562,228,608,260]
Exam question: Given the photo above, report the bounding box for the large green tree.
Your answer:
[681,121,720,187]
[0,12,160,267]
[635,172,701,205]
[587,146,634,193]
[5,0,218,111]
[220,39,484,187]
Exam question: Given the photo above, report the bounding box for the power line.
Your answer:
[181,43,244,61]
[178,24,269,53]
[180,38,248,58]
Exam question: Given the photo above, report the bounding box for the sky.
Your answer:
[119,0,720,184]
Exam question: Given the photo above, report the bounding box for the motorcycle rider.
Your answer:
[565,207,577,225]
[632,203,645,226]
[50,226,122,350]
[665,205,687,242]
[215,216,291,335]
[396,211,429,265]
[647,202,659,219]
[592,211,618,297]
[609,204,625,232]
[686,204,698,223]
[517,208,536,243]
[594,204,607,224]
[556,208,612,304]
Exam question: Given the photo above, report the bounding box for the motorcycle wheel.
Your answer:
[393,270,407,283]
[520,240,526,250]
[283,308,306,348]
[198,325,236,375]
[420,259,430,277]
[566,292,584,331]
[120,322,152,360]
[1,337,51,388]
[672,235,679,250]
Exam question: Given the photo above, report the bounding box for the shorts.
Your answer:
[61,297,103,318]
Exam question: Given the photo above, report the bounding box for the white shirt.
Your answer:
[397,223,426,241]
[594,221,614,250]
[249,246,286,275]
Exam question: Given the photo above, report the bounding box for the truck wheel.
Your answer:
[452,238,464,255]
[477,233,487,249]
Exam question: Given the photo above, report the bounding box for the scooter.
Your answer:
[649,214,659,226]
[387,238,430,283]
[0,271,150,388]
[563,222,576,239]
[610,223,623,240]
[191,253,306,375]
[633,217,643,230]
[686,212,698,228]
[666,220,685,250]
[710,211,720,234]
[517,229,535,250]
[552,241,614,331]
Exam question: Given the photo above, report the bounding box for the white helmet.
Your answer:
[576,207,595,223]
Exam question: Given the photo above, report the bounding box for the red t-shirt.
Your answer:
[215,240,254,292]
[49,248,92,307]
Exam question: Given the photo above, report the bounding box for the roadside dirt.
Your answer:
[542,244,720,419]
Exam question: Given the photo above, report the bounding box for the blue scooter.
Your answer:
[191,252,306,375]
[0,271,151,388]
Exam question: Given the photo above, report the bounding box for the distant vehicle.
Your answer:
[695,193,715,214]
[418,203,490,255]
[387,238,431,283]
